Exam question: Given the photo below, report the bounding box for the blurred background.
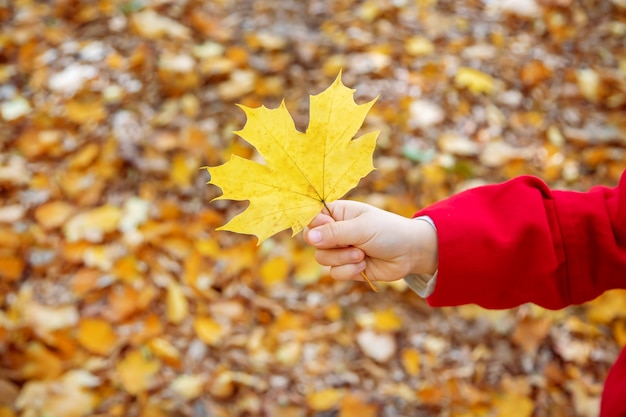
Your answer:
[1,0,625,416]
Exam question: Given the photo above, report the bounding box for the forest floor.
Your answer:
[1,0,626,416]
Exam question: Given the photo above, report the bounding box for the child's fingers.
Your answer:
[306,218,369,249]
[307,213,335,229]
[329,261,367,282]
[314,247,365,267]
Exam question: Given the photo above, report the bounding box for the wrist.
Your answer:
[408,216,439,276]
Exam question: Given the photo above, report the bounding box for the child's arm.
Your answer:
[418,172,626,310]
[306,171,626,310]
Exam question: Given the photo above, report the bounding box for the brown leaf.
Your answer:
[0,379,19,407]
[512,316,552,353]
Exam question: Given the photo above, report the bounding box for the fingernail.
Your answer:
[351,250,362,261]
[309,230,321,244]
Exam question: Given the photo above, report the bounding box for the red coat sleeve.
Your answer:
[415,171,626,310]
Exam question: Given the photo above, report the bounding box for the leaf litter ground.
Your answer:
[0,0,625,416]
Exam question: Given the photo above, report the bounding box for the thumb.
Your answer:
[307,217,366,249]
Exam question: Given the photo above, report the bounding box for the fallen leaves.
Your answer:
[0,0,624,416]
[16,371,98,417]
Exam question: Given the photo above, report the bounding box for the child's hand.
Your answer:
[304,200,438,283]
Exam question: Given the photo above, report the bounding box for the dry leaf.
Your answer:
[356,329,396,363]
[194,316,226,346]
[0,379,18,407]
[3,1,625,415]
[356,308,403,332]
[77,318,117,356]
[339,394,379,417]
[64,205,122,243]
[106,284,140,322]
[512,316,552,353]
[586,290,626,323]
[170,153,197,188]
[306,388,345,411]
[147,337,181,366]
[0,256,24,281]
[613,320,626,347]
[401,348,421,376]
[170,374,204,400]
[22,342,64,380]
[207,73,379,243]
[493,393,534,417]
[166,281,188,324]
[34,201,77,230]
[131,9,191,40]
[65,99,106,124]
[260,256,290,287]
[116,349,160,395]
[1,96,31,121]
[454,67,496,95]
[16,370,99,417]
[405,36,435,56]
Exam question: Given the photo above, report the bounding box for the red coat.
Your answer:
[416,171,626,416]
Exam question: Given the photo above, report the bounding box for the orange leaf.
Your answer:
[65,99,106,124]
[106,284,140,322]
[34,201,76,230]
[512,316,552,353]
[77,318,118,356]
[339,394,378,417]
[306,388,345,411]
[148,338,181,367]
[194,316,226,346]
[22,342,63,380]
[613,320,626,348]
[0,407,16,417]
[129,314,164,346]
[0,256,24,281]
[401,348,421,376]
[116,349,160,395]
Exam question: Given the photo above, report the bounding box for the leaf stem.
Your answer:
[360,270,379,292]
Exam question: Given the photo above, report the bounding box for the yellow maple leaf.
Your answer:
[207,73,379,243]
